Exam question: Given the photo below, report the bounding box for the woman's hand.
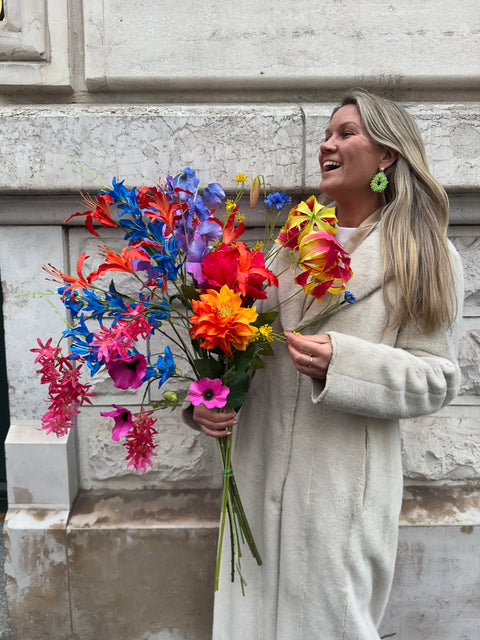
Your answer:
[285,332,333,380]
[192,404,237,438]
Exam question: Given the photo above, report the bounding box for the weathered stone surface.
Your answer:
[0,225,66,420]
[67,490,220,640]
[457,328,480,398]
[75,406,221,491]
[83,0,480,90]
[401,416,480,481]
[0,105,303,193]
[0,0,71,88]
[5,422,78,509]
[452,235,480,315]
[4,508,72,640]
[380,525,480,639]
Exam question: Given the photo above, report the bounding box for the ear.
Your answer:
[379,147,398,170]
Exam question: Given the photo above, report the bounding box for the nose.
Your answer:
[319,137,335,166]
[320,136,337,155]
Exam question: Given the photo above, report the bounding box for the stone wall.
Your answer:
[0,1,479,638]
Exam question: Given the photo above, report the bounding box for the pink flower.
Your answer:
[105,354,147,389]
[31,339,95,437]
[90,326,130,362]
[101,405,134,441]
[188,378,230,409]
[123,408,158,473]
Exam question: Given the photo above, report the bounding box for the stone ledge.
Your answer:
[0,104,479,193]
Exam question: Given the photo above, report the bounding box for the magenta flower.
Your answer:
[101,404,134,441]
[106,354,147,389]
[188,378,230,409]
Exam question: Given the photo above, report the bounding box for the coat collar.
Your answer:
[276,209,383,332]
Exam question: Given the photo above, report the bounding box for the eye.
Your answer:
[342,130,354,138]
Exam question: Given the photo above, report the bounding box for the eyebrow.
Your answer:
[325,121,361,134]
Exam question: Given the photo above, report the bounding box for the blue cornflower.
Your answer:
[344,291,356,304]
[264,192,292,210]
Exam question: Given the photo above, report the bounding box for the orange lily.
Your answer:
[64,193,117,237]
[44,252,96,298]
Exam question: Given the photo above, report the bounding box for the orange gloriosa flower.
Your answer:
[189,285,259,355]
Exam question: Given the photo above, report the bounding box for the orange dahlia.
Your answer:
[189,285,258,355]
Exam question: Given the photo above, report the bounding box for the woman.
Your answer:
[193,89,464,639]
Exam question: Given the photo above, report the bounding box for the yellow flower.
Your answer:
[253,240,264,251]
[225,199,236,214]
[257,325,274,342]
[190,285,258,355]
[234,172,249,184]
[236,213,246,224]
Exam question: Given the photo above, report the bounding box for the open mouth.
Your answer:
[323,160,341,172]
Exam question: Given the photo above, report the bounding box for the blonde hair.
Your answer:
[338,88,456,333]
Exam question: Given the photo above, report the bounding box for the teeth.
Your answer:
[323,160,341,170]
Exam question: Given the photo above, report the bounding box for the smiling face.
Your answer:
[319,104,390,209]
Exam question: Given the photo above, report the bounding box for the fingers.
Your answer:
[192,404,237,439]
[284,332,332,379]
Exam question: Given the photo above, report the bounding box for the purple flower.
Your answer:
[101,404,134,441]
[188,378,230,409]
[171,168,199,194]
[106,354,147,390]
[203,183,225,208]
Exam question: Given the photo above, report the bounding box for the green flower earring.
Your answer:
[370,168,388,193]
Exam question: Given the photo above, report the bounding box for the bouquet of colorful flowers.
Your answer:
[32,168,353,593]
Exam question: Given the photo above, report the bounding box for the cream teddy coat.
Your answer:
[211,214,464,640]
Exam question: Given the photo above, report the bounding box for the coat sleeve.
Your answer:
[311,246,464,420]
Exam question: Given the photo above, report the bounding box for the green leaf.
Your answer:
[254,310,278,327]
[181,284,201,302]
[256,342,274,356]
[226,369,250,411]
[249,355,265,370]
[193,358,224,379]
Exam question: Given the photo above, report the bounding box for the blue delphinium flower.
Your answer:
[143,346,176,388]
[344,291,356,304]
[264,192,292,210]
[59,287,82,318]
[63,315,104,375]
[104,283,128,315]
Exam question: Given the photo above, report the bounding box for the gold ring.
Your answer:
[308,354,313,367]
